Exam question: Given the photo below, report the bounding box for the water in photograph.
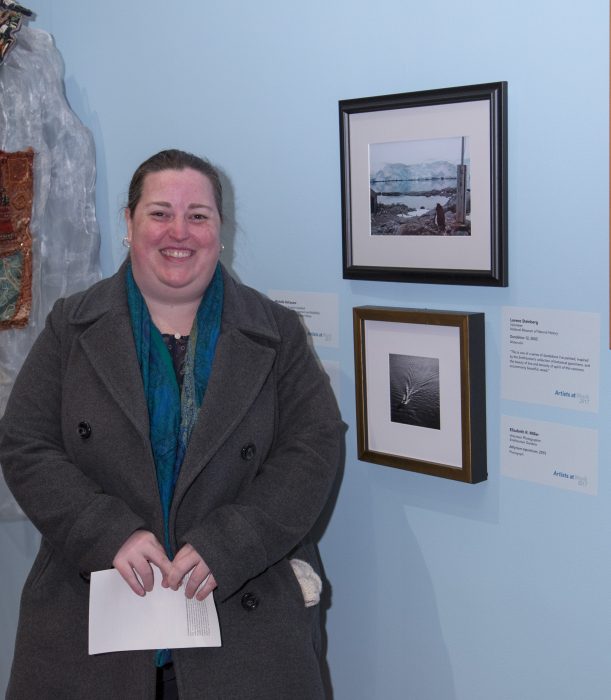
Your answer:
[379,193,450,216]
[389,353,440,430]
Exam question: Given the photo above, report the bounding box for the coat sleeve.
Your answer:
[180,306,345,601]
[0,299,147,572]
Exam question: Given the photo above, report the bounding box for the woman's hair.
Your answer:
[126,149,223,221]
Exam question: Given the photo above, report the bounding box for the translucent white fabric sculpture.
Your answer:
[0,27,101,519]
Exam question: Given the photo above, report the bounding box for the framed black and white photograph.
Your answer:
[353,306,487,483]
[340,82,507,286]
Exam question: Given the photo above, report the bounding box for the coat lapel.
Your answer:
[172,326,275,503]
[72,264,150,441]
[79,312,150,440]
[172,269,280,503]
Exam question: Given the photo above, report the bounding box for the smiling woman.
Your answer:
[125,166,222,335]
[0,149,344,700]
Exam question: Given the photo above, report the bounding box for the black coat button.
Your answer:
[241,592,259,611]
[77,421,92,439]
[241,443,256,461]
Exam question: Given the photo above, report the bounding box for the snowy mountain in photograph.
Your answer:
[371,160,459,183]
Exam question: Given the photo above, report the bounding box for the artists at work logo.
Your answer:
[552,469,588,487]
[554,389,590,406]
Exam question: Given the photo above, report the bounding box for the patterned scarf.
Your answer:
[126,262,224,556]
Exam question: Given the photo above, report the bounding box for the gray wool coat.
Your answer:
[0,263,344,700]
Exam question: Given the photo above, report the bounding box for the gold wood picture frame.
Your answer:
[353,306,487,483]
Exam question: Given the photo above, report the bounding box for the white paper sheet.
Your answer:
[501,306,600,412]
[501,415,598,495]
[268,290,339,348]
[89,567,221,655]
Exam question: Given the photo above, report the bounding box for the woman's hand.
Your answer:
[163,543,217,601]
[112,530,172,596]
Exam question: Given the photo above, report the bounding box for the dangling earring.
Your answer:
[122,236,130,249]
[220,243,225,251]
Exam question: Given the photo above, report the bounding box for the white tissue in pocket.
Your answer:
[289,558,322,607]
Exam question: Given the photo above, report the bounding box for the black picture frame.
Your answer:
[340,82,507,286]
[353,306,487,483]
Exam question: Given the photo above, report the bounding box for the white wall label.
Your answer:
[501,416,597,495]
[501,306,599,412]
[268,290,339,348]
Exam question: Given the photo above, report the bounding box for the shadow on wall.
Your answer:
[322,464,458,700]
[372,482,457,699]
[385,515,457,699]
[311,434,346,699]
[216,166,239,282]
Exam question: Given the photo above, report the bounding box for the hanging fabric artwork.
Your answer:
[0,148,34,329]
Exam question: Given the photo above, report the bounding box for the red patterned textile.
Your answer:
[0,148,34,329]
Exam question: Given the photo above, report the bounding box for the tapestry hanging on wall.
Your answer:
[0,148,34,329]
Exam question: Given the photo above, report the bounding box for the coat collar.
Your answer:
[67,260,281,346]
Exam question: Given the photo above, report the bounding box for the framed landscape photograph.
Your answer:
[340,82,507,286]
[353,306,487,483]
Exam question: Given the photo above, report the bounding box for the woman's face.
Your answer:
[126,168,221,305]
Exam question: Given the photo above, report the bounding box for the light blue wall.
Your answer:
[2,1,609,698]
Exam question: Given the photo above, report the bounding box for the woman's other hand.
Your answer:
[112,530,172,596]
[164,543,217,601]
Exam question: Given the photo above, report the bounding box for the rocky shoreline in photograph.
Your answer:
[370,191,471,236]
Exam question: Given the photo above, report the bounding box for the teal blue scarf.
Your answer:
[126,262,224,556]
